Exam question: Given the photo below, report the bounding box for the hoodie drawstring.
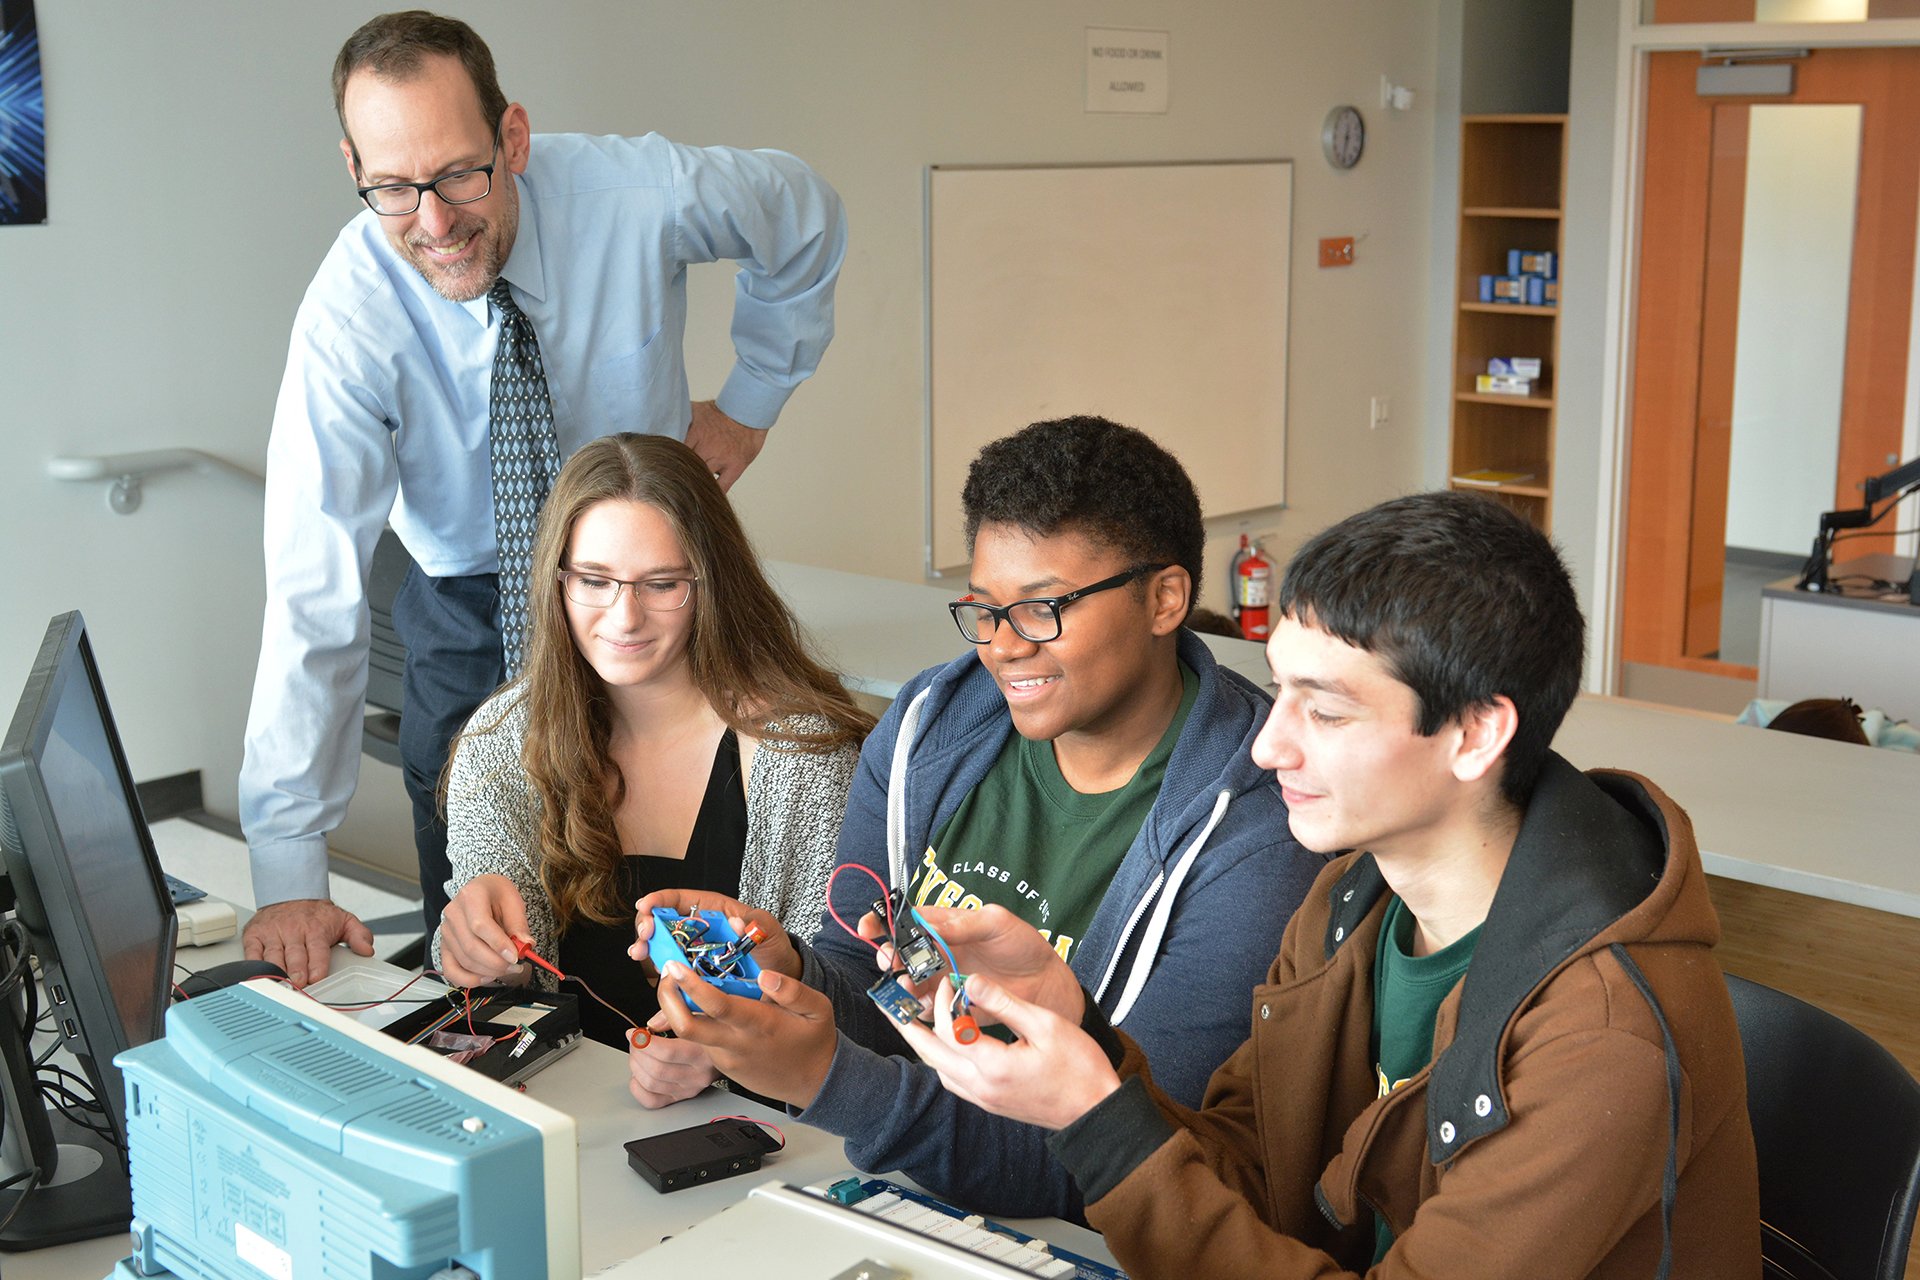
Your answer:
[886,689,932,894]
[1106,789,1233,1026]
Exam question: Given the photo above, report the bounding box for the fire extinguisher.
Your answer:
[1227,535,1251,626]
[1234,539,1273,641]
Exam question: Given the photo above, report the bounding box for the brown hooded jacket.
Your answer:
[1049,753,1760,1279]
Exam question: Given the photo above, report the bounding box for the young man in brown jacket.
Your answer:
[900,491,1760,1278]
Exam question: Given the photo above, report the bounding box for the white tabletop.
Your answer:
[1552,695,1920,917]
[770,557,1920,916]
[765,559,1274,698]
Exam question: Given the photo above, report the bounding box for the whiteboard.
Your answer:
[925,160,1292,573]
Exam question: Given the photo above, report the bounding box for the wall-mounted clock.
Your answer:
[1322,105,1365,170]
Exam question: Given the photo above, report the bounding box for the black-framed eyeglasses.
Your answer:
[557,570,699,612]
[356,123,501,216]
[948,564,1170,644]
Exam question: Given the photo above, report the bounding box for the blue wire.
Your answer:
[909,907,959,974]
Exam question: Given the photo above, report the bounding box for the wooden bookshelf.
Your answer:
[1449,114,1567,532]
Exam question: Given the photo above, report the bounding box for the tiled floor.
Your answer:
[148,817,425,954]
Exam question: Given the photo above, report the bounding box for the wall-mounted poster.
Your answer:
[0,0,44,226]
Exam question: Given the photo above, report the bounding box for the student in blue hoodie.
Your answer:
[620,416,1323,1218]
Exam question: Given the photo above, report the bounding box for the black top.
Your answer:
[557,729,749,1049]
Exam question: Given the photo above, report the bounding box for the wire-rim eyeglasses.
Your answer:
[557,570,699,612]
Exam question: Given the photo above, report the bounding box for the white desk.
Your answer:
[1758,553,1920,724]
[1552,694,1920,918]
[12,931,1118,1279]
[771,557,1920,918]
[764,560,1274,698]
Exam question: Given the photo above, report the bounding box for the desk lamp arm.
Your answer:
[1796,456,1920,594]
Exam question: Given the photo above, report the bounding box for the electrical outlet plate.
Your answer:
[1370,396,1390,430]
[1319,237,1354,268]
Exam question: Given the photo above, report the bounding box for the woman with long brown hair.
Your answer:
[430,433,872,1052]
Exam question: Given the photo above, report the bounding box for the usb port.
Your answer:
[50,985,64,1004]
[62,1020,77,1038]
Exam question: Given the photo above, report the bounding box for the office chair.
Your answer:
[1726,973,1920,1280]
[362,529,430,964]
[364,528,410,768]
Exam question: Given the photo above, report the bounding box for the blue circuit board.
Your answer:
[648,909,763,1011]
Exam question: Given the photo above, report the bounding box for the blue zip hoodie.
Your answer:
[794,629,1324,1219]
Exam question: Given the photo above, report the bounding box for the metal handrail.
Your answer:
[46,449,264,514]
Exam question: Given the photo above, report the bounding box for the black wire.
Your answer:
[0,924,32,1005]
[0,1170,40,1237]
[39,1092,114,1141]
[31,1032,59,1068]
[37,1065,103,1111]
[1830,525,1919,547]
[37,1076,114,1139]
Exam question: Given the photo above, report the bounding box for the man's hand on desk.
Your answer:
[242,898,375,987]
[684,400,768,492]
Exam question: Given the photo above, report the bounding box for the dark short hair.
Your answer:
[961,416,1205,614]
[1277,491,1584,807]
[332,11,508,162]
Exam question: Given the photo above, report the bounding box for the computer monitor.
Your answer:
[113,979,579,1280]
[0,610,177,1247]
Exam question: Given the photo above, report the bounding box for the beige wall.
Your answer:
[1558,0,1624,688]
[0,3,1439,856]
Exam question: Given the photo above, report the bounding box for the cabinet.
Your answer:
[1448,114,1567,531]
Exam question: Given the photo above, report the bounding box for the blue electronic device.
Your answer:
[647,909,764,1010]
[110,980,580,1280]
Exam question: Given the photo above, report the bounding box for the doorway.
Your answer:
[1621,48,1920,682]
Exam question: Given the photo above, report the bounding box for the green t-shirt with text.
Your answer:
[1371,892,1481,1263]
[908,662,1199,964]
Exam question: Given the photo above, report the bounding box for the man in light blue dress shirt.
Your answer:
[238,12,845,984]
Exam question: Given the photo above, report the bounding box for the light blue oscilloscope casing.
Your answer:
[110,980,579,1280]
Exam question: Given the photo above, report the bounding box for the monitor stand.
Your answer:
[0,1116,130,1251]
[0,961,130,1251]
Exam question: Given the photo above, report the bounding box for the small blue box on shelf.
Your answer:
[1506,249,1557,279]
[648,908,764,1011]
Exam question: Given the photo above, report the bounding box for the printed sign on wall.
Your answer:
[0,0,45,225]
[1085,28,1169,115]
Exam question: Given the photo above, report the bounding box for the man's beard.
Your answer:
[399,196,518,303]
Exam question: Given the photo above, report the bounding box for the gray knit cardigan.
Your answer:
[428,689,859,985]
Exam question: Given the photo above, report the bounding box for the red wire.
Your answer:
[827,863,894,952]
[510,936,642,1036]
[711,1115,786,1149]
[566,971,641,1034]
[314,970,440,1011]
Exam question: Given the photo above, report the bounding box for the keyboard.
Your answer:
[803,1176,1126,1279]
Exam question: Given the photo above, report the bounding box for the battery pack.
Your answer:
[625,1119,783,1194]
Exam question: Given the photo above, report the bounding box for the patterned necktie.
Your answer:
[487,277,561,680]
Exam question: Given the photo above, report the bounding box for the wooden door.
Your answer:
[1622,48,1920,678]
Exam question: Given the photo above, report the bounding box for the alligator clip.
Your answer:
[511,936,564,979]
